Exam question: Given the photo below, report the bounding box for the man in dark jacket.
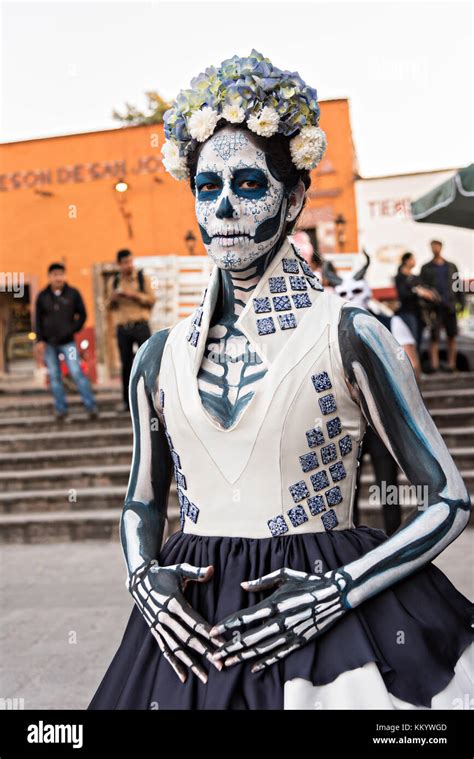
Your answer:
[35,263,98,419]
[420,240,465,372]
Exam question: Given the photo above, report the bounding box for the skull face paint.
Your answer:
[194,127,288,270]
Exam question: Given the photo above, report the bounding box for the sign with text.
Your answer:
[0,155,164,191]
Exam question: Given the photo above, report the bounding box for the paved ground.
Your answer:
[1,530,473,710]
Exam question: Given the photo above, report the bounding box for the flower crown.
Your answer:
[161,49,327,181]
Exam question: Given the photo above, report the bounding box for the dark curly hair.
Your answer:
[186,121,311,234]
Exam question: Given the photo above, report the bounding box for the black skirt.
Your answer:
[88,526,473,710]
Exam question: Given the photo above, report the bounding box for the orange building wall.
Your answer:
[306,99,359,251]
[0,99,358,330]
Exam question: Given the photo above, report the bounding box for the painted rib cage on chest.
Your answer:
[196,265,267,429]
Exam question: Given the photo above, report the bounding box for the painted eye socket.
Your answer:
[232,169,268,198]
[352,288,364,294]
[195,172,222,196]
[200,182,220,192]
[238,179,263,190]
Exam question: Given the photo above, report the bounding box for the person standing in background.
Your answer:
[35,262,98,420]
[420,240,464,373]
[106,249,155,411]
[393,251,438,379]
[394,252,425,350]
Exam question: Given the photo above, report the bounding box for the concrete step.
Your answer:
[420,373,474,392]
[429,427,474,448]
[423,388,474,408]
[0,427,132,453]
[0,411,131,434]
[429,407,474,428]
[0,445,133,471]
[0,508,124,543]
[0,486,128,513]
[0,393,122,418]
[0,485,180,515]
[0,464,131,492]
[0,508,181,544]
[361,446,474,470]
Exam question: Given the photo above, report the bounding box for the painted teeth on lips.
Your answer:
[213,232,252,238]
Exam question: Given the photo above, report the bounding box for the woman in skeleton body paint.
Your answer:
[89,51,473,710]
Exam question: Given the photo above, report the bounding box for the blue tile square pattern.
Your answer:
[311,371,332,392]
[187,503,200,523]
[289,275,307,290]
[256,317,276,335]
[187,327,199,347]
[299,451,318,472]
[326,417,342,439]
[292,293,312,309]
[310,470,330,492]
[299,260,315,278]
[319,394,337,415]
[287,505,309,527]
[329,461,346,482]
[192,308,203,326]
[339,435,353,456]
[322,509,339,530]
[253,297,272,313]
[272,295,292,311]
[269,277,287,293]
[268,515,289,536]
[278,313,297,330]
[306,427,325,448]
[307,495,326,516]
[289,480,310,502]
[282,258,299,273]
[171,450,181,469]
[325,486,343,506]
[321,443,337,465]
[176,471,187,489]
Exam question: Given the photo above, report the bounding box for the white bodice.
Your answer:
[156,238,366,539]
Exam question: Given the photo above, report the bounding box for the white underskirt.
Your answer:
[284,642,474,710]
[391,315,416,346]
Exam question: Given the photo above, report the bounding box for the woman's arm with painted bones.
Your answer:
[121,331,222,683]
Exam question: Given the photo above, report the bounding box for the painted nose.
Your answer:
[216,195,236,219]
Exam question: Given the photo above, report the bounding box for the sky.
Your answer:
[0,0,472,177]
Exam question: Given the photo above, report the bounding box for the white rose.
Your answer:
[290,127,327,170]
[188,106,220,142]
[161,139,189,180]
[299,126,326,144]
[221,103,246,124]
[247,106,280,137]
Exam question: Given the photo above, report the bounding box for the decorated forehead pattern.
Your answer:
[210,130,249,162]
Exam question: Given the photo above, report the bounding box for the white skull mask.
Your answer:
[335,277,372,309]
[326,251,372,310]
[194,127,293,270]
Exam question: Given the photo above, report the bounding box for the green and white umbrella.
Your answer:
[411,164,474,230]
